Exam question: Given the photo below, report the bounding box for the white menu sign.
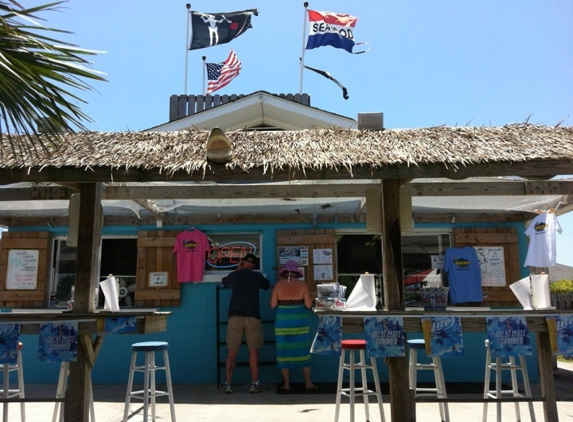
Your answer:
[6,249,39,290]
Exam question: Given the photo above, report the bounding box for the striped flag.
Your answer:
[306,10,367,54]
[206,50,242,94]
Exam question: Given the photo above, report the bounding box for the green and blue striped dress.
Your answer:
[275,299,311,369]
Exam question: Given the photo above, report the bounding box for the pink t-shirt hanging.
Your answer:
[173,229,211,283]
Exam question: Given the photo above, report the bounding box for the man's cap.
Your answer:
[242,253,258,264]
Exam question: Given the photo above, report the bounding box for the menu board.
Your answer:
[6,249,39,290]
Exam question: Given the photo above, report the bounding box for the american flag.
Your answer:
[206,50,242,94]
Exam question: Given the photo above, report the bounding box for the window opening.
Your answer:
[50,237,137,308]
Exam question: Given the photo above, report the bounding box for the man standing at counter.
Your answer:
[222,253,271,394]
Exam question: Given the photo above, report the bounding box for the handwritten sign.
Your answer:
[6,249,39,290]
[474,246,506,287]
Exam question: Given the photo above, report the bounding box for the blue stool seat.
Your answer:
[407,339,426,349]
[132,341,169,352]
[123,341,175,422]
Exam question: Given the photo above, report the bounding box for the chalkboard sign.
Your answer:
[6,249,39,290]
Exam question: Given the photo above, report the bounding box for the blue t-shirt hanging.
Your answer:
[444,246,483,303]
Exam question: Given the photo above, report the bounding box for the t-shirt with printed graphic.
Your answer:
[524,212,562,268]
[444,246,483,303]
[172,229,211,283]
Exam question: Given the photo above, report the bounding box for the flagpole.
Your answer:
[299,2,309,94]
[202,56,207,96]
[184,4,191,95]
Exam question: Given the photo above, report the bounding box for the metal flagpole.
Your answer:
[202,56,207,96]
[184,4,191,95]
[299,2,309,94]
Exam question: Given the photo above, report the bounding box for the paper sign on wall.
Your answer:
[474,246,506,287]
[6,249,39,290]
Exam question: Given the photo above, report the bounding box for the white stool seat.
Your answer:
[123,341,176,422]
[408,339,449,422]
[482,339,536,422]
[52,361,95,422]
[334,339,385,422]
[0,342,25,422]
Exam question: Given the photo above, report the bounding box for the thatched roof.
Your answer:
[1,124,573,182]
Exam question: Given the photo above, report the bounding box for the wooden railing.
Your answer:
[169,93,311,121]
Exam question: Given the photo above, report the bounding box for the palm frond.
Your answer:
[0,0,107,158]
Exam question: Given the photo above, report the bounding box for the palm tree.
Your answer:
[0,1,106,156]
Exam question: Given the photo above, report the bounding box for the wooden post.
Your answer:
[381,179,415,422]
[537,331,559,422]
[65,183,102,421]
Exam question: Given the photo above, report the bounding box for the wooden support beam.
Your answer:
[409,180,573,196]
[380,179,414,422]
[65,182,102,422]
[0,158,572,183]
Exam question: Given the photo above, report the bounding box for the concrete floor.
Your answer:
[3,361,572,422]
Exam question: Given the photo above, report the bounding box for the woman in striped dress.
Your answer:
[270,260,316,391]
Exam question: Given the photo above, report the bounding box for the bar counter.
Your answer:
[0,308,171,421]
[0,308,170,334]
[314,307,573,422]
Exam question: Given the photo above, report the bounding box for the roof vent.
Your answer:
[357,112,384,130]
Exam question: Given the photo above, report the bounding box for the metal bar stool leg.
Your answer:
[433,356,450,422]
[520,356,536,422]
[359,350,370,422]
[334,349,346,422]
[163,350,176,422]
[123,350,137,422]
[1,342,25,422]
[349,351,355,422]
[509,357,521,421]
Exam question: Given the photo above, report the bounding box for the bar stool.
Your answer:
[334,339,385,422]
[482,339,536,422]
[408,339,449,422]
[123,341,176,422]
[1,342,25,422]
[51,362,95,422]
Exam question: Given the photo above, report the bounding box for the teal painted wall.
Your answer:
[12,220,540,385]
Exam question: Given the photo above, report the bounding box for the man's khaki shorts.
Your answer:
[226,316,264,351]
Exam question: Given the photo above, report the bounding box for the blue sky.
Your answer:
[28,0,573,265]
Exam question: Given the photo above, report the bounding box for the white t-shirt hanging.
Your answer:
[524,212,562,267]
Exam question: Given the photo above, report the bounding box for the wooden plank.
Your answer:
[0,238,50,249]
[277,234,335,245]
[137,235,175,248]
[455,232,519,244]
[135,289,180,300]
[0,291,44,301]
[105,182,379,200]
[0,186,74,201]
[138,314,168,333]
[332,313,559,333]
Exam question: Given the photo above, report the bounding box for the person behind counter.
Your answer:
[222,253,271,394]
[270,260,317,391]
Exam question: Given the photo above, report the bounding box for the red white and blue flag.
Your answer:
[306,10,364,54]
[206,50,242,94]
